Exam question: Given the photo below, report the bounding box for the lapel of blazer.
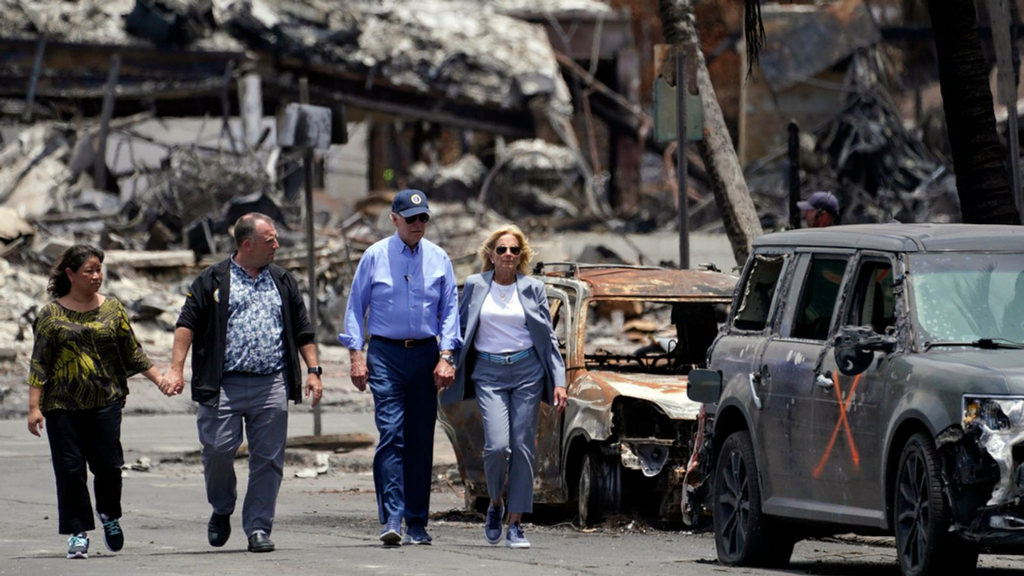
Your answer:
[466,270,494,348]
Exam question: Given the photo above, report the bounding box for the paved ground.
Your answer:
[0,290,1021,575]
[2,410,1023,576]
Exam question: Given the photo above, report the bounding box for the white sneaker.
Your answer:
[67,534,89,559]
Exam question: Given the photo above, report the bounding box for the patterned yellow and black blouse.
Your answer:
[29,298,154,412]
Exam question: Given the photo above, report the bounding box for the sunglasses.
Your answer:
[403,213,430,224]
[495,246,522,255]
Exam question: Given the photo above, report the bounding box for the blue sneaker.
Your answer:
[67,534,89,559]
[506,523,530,549]
[403,523,433,545]
[484,504,503,545]
[379,516,402,547]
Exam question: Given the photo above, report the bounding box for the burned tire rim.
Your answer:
[717,446,750,558]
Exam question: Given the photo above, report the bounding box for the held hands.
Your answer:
[553,386,568,414]
[433,358,455,390]
[349,351,368,392]
[27,408,44,437]
[158,369,185,397]
[305,374,324,407]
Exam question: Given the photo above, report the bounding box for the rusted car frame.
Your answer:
[438,263,736,525]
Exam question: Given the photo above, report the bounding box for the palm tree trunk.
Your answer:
[658,0,763,264]
[928,0,1020,224]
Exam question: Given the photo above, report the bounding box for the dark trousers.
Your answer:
[367,339,438,527]
[44,403,124,535]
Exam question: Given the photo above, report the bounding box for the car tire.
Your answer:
[713,431,794,568]
[578,448,619,527]
[893,433,979,576]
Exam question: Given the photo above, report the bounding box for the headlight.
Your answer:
[963,396,1024,430]
[962,396,1024,507]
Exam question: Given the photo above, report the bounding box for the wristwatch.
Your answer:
[440,353,455,367]
[307,366,323,376]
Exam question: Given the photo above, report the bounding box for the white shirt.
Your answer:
[474,282,532,354]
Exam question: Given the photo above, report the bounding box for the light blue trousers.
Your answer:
[473,351,544,514]
[197,370,288,537]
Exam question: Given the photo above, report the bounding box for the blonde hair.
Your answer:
[478,225,535,274]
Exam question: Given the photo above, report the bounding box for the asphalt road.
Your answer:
[1,413,1023,576]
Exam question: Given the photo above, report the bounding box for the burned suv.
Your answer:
[687,224,1024,576]
[439,263,736,526]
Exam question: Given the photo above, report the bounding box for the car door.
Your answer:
[757,251,851,515]
[534,286,572,502]
[711,249,790,499]
[810,252,896,525]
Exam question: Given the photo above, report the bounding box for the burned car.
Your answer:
[439,263,736,526]
[686,224,1024,576]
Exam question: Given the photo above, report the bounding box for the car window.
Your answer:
[910,253,1024,343]
[583,299,723,374]
[847,260,895,334]
[548,295,570,355]
[733,254,785,331]
[792,256,849,341]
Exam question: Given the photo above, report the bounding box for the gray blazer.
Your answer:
[440,271,566,405]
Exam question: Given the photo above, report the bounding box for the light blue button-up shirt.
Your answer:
[339,233,462,351]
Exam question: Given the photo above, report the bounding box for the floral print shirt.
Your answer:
[223,258,286,374]
[30,298,153,411]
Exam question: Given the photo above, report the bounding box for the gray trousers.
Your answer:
[197,370,288,537]
[473,352,544,514]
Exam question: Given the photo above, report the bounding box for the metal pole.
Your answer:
[22,35,46,123]
[788,121,801,229]
[676,46,690,270]
[299,77,322,437]
[94,54,121,191]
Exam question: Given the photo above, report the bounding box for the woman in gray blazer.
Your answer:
[440,225,566,549]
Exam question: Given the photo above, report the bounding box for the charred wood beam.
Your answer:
[262,75,533,138]
[880,24,1024,41]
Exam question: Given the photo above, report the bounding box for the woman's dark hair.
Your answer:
[48,244,105,299]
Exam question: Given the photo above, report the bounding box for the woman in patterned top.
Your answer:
[27,245,166,559]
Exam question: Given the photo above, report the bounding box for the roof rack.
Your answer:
[532,262,667,277]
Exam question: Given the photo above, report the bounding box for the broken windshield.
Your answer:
[910,253,1024,347]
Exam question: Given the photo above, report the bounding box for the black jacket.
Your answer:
[176,258,315,407]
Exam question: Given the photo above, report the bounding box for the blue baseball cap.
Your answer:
[391,189,431,217]
[797,191,840,215]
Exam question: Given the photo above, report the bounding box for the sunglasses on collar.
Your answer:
[403,213,430,224]
[495,246,521,255]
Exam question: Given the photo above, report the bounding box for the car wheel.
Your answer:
[713,431,794,567]
[893,433,979,576]
[578,448,619,527]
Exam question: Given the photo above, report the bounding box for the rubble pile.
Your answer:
[217,0,572,113]
[746,50,959,227]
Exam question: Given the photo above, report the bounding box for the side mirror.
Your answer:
[833,325,897,376]
[687,369,723,404]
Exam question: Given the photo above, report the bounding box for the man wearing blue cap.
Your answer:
[339,189,461,546]
[798,191,840,228]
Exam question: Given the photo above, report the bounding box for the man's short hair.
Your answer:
[234,213,275,247]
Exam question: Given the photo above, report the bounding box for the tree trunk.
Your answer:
[658,0,763,265]
[928,0,1020,224]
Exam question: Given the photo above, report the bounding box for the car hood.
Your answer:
[920,349,1024,393]
[585,371,699,420]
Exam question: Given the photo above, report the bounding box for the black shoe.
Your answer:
[100,515,124,552]
[247,530,275,553]
[208,513,231,547]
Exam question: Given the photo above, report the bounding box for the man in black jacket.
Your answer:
[161,213,323,553]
